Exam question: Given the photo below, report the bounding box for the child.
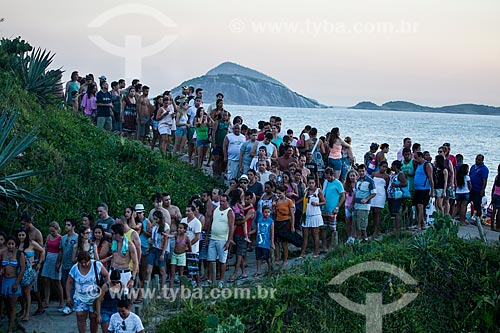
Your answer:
[254,205,275,277]
[169,222,191,290]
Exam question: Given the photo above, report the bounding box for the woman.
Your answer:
[149,96,163,150]
[374,143,389,172]
[93,225,110,267]
[272,185,295,266]
[41,221,64,309]
[364,143,379,168]
[17,228,45,321]
[65,71,80,106]
[121,86,137,140]
[192,199,206,230]
[73,226,99,263]
[146,211,169,289]
[340,136,354,183]
[271,125,283,148]
[344,169,358,244]
[454,164,471,223]
[82,212,95,230]
[293,169,307,231]
[256,181,277,223]
[300,178,326,258]
[490,164,500,231]
[173,100,190,154]
[370,161,390,236]
[157,96,177,155]
[194,107,211,169]
[81,83,97,120]
[1,236,26,332]
[66,251,109,333]
[125,206,141,233]
[212,111,230,179]
[387,160,408,232]
[282,170,298,203]
[95,270,124,333]
[327,127,351,180]
[434,155,449,215]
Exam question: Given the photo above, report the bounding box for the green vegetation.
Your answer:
[158,215,500,332]
[0,37,219,231]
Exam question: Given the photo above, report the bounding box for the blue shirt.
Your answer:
[256,216,274,249]
[322,179,344,214]
[354,175,376,210]
[469,163,489,192]
[414,162,431,191]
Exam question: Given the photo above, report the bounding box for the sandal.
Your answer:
[253,272,262,277]
[226,276,236,283]
[237,275,248,280]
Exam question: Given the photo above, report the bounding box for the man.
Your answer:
[211,188,221,207]
[257,160,272,185]
[277,145,297,171]
[297,154,311,180]
[256,122,272,141]
[305,151,319,186]
[321,167,345,249]
[57,218,78,315]
[286,129,298,147]
[110,223,139,291]
[200,190,217,279]
[187,96,202,164]
[397,137,412,161]
[189,88,203,107]
[161,193,182,226]
[250,146,271,171]
[204,194,235,288]
[117,216,142,266]
[443,143,457,167]
[135,203,150,301]
[223,124,246,185]
[207,92,223,114]
[414,152,435,229]
[351,165,377,242]
[110,81,122,133]
[240,129,258,174]
[246,169,264,200]
[148,192,172,227]
[469,154,489,222]
[212,111,230,180]
[136,86,152,143]
[96,80,113,131]
[96,203,115,239]
[251,132,277,160]
[183,205,202,287]
[107,299,144,333]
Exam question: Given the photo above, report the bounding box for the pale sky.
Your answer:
[2,0,499,107]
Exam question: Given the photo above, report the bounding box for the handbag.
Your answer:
[17,250,36,287]
[388,186,403,200]
[367,156,377,175]
[486,203,494,218]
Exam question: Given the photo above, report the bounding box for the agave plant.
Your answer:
[16,47,63,106]
[0,111,48,208]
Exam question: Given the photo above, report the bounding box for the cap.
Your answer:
[182,85,189,90]
[443,142,451,147]
[98,75,107,81]
[239,174,249,182]
[370,142,379,149]
[134,204,145,212]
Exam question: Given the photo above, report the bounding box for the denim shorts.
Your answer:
[328,158,342,171]
[196,139,210,147]
[207,239,228,263]
[147,247,167,267]
[176,126,187,137]
[456,192,470,202]
[493,194,500,208]
[100,309,115,323]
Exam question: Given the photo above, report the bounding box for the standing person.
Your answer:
[95,270,124,333]
[93,225,110,268]
[65,71,80,106]
[253,205,275,277]
[157,96,177,155]
[327,127,350,180]
[469,154,489,224]
[82,212,95,231]
[96,80,113,131]
[454,164,472,223]
[81,83,97,120]
[110,81,122,133]
[397,138,412,161]
[223,124,246,186]
[134,204,151,283]
[438,145,456,215]
[370,161,390,237]
[351,165,377,242]
[145,211,169,289]
[272,185,295,266]
[240,129,258,174]
[490,164,500,231]
[364,143,379,168]
[205,194,235,288]
[109,224,139,292]
[0,236,26,333]
[187,97,202,164]
[293,169,307,230]
[246,170,264,201]
[42,221,64,309]
[96,203,115,240]
[387,161,408,232]
[212,110,230,180]
[73,226,99,262]
[57,218,78,315]
[121,87,137,140]
[321,167,345,251]
[162,193,182,226]
[374,143,390,172]
[300,178,326,258]
[148,192,172,228]
[173,100,190,155]
[414,152,435,230]
[194,107,211,168]
[168,222,192,291]
[136,86,152,144]
[107,299,145,333]
[344,169,359,244]
[66,251,110,333]
[340,136,354,183]
[182,205,202,287]
[433,155,449,215]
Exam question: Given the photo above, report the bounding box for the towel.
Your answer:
[111,237,129,255]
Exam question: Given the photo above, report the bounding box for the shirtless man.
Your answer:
[110,224,139,290]
[136,86,153,143]
[162,193,182,226]
[148,192,171,227]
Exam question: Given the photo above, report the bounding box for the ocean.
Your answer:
[227,105,500,198]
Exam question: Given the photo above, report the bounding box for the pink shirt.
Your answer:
[81,93,97,115]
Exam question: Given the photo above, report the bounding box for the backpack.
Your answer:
[16,250,36,287]
[310,138,325,171]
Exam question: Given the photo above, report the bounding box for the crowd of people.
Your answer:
[0,73,498,332]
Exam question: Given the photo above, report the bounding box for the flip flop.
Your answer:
[253,272,262,277]
[226,276,236,283]
[237,275,248,280]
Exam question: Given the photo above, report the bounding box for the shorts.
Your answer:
[171,252,187,267]
[100,309,115,323]
[196,139,210,147]
[434,189,444,198]
[207,239,228,264]
[456,192,470,202]
[493,194,500,208]
[446,186,456,200]
[199,232,209,260]
[176,126,187,137]
[212,146,223,156]
[234,235,248,257]
[354,209,369,231]
[322,214,337,231]
[186,252,199,275]
[147,247,167,267]
[159,126,172,136]
[1,277,21,297]
[73,297,94,313]
[345,206,353,218]
[167,237,176,259]
[188,127,196,141]
[341,157,351,180]
[137,118,150,137]
[470,190,481,212]
[96,116,112,131]
[414,190,430,206]
[255,247,270,261]
[328,158,342,171]
[151,120,159,131]
[388,198,404,217]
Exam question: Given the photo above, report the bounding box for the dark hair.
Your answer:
[328,127,340,147]
[381,143,389,150]
[111,81,118,88]
[118,79,125,85]
[117,298,131,309]
[357,164,367,171]
[192,199,206,215]
[142,85,150,91]
[151,192,163,203]
[93,225,106,247]
[82,212,95,228]
[276,185,287,193]
[110,269,121,281]
[310,127,318,136]
[111,223,124,236]
[391,160,403,170]
[403,137,411,144]
[416,151,424,158]
[265,132,273,140]
[77,251,91,263]
[324,167,334,176]
[20,214,33,224]
[76,226,91,256]
[16,227,30,250]
[435,155,445,170]
[456,164,469,188]
[412,143,421,152]
[496,164,500,187]
[262,205,271,211]
[152,211,165,233]
[403,147,411,155]
[97,203,109,211]
[64,218,77,227]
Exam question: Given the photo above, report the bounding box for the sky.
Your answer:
[2,0,499,107]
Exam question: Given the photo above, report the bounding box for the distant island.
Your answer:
[350,100,500,116]
[170,62,325,108]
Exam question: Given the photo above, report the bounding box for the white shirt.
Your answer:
[183,217,202,253]
[187,105,197,125]
[108,312,144,333]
